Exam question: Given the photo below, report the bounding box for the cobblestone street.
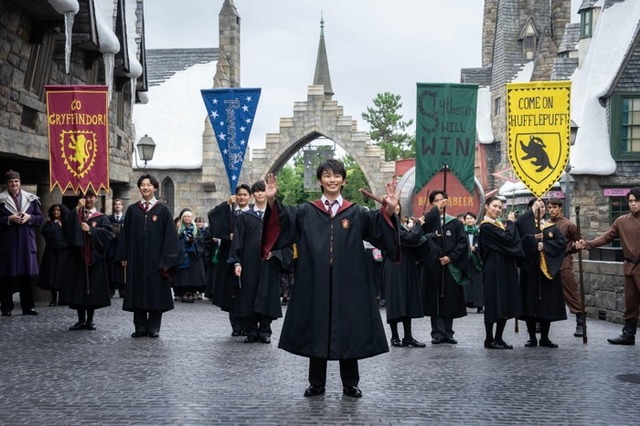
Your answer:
[1,297,640,425]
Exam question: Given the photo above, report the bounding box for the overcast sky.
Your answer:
[143,0,584,150]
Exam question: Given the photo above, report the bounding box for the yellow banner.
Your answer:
[507,81,571,198]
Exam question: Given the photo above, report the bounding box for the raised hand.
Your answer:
[383,177,398,216]
[265,173,278,204]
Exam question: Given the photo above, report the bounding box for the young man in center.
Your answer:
[262,159,400,398]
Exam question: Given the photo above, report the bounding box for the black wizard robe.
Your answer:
[38,219,69,291]
[263,199,399,360]
[382,222,425,322]
[421,206,469,319]
[207,201,241,312]
[229,208,288,320]
[516,209,568,322]
[117,202,181,313]
[478,218,525,323]
[60,209,113,309]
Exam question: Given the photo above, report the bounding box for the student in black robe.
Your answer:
[421,190,469,345]
[117,174,181,338]
[38,204,69,306]
[462,212,484,312]
[477,196,524,349]
[107,198,125,298]
[230,180,288,344]
[516,198,567,348]
[382,207,426,348]
[61,189,113,330]
[262,159,400,399]
[207,183,252,336]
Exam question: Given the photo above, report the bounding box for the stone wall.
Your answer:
[578,259,625,323]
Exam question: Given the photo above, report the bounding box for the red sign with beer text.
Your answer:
[411,171,482,219]
[45,85,109,194]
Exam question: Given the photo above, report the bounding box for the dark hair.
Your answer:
[485,196,502,206]
[137,174,159,189]
[547,198,563,208]
[235,183,251,195]
[627,187,640,201]
[429,190,447,204]
[47,204,68,220]
[316,159,346,194]
[465,211,477,219]
[195,216,205,223]
[316,159,346,181]
[251,180,266,193]
[527,197,544,209]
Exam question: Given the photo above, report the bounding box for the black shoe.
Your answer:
[539,339,558,348]
[403,337,426,348]
[69,322,86,331]
[390,338,402,347]
[259,336,271,344]
[84,322,96,330]
[607,335,635,345]
[490,340,513,350]
[244,335,259,343]
[431,338,444,345]
[525,339,538,347]
[131,331,147,338]
[343,386,363,398]
[1,311,11,317]
[231,330,242,337]
[443,337,458,345]
[148,331,160,338]
[574,325,584,337]
[22,308,38,316]
[484,339,494,349]
[304,385,325,397]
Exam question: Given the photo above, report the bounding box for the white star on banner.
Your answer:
[240,126,246,132]
[242,105,249,112]
[222,148,228,155]
[231,175,237,181]
[246,96,252,102]
[210,111,219,119]
[218,133,226,141]
[245,118,251,124]
[219,121,225,127]
[212,99,218,104]
[240,140,246,145]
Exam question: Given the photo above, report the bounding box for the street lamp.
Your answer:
[561,121,579,218]
[135,134,156,168]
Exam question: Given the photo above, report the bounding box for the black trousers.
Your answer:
[243,313,272,338]
[133,309,163,334]
[308,357,359,387]
[0,275,35,313]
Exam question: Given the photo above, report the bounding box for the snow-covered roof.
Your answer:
[46,0,79,13]
[512,61,534,83]
[476,87,494,144]
[132,60,217,169]
[570,0,640,175]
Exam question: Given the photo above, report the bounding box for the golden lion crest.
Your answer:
[60,130,97,178]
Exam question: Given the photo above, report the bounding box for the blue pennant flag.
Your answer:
[201,88,262,190]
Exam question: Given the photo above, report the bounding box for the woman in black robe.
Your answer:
[382,207,425,347]
[515,198,567,348]
[38,204,69,306]
[477,196,524,349]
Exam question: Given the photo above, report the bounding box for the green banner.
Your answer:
[415,83,478,193]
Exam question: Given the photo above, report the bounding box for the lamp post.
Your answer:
[561,122,579,218]
[135,134,156,168]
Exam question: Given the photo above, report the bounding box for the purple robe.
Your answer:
[0,190,43,277]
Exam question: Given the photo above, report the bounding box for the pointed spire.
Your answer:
[313,12,334,100]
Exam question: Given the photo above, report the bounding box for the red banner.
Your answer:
[45,85,109,194]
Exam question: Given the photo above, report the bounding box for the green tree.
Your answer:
[361,92,415,161]
[342,156,374,208]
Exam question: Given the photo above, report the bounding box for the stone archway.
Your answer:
[249,85,395,197]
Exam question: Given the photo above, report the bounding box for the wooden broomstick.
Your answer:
[575,205,588,344]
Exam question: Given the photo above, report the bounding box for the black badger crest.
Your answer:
[520,135,551,173]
